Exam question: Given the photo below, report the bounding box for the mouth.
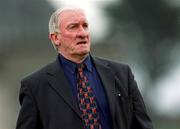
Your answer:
[77,41,87,45]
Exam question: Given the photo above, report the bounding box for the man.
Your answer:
[16,7,153,129]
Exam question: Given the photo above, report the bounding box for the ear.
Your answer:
[49,33,61,46]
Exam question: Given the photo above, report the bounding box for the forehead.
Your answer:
[59,9,88,24]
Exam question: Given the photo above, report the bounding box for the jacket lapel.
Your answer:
[92,57,117,127]
[46,59,81,118]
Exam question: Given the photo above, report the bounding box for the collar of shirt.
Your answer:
[58,54,93,74]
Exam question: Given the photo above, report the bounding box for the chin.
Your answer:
[77,50,90,56]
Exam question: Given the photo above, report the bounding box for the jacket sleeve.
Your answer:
[16,80,42,129]
[128,66,153,129]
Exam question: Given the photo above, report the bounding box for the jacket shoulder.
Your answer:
[93,56,130,71]
[21,60,57,84]
[93,56,133,90]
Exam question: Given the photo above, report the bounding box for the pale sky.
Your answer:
[149,58,180,118]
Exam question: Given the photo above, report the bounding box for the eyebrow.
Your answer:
[67,21,88,27]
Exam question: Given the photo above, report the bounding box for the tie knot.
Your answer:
[77,63,85,72]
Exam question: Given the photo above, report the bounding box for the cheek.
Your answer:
[64,35,76,44]
[60,37,76,50]
[60,35,73,43]
[62,31,76,39]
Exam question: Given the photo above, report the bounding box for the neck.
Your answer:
[59,53,89,64]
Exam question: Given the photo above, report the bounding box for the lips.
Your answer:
[77,41,87,45]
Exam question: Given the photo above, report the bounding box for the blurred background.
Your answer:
[0,0,180,129]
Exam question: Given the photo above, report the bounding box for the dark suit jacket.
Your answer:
[16,56,153,129]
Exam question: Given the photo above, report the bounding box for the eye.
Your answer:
[67,24,78,30]
[83,23,88,30]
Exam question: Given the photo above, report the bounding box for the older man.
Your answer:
[16,7,153,129]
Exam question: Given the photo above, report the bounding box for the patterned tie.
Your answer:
[76,63,102,129]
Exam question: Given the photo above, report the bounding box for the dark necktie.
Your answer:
[76,63,102,129]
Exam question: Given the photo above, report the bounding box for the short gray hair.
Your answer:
[49,9,61,34]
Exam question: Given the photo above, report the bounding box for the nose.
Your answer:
[76,26,88,38]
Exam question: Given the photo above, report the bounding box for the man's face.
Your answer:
[57,10,91,59]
